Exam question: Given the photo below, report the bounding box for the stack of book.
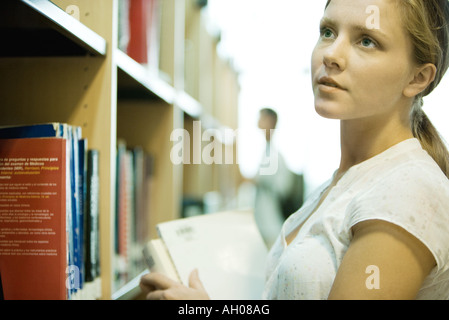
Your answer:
[0,123,101,300]
[114,139,155,290]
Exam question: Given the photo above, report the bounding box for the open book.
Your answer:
[142,210,268,300]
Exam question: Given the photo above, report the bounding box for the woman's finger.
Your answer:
[188,269,210,299]
[139,279,155,294]
[188,269,205,291]
[140,272,178,290]
[146,289,167,300]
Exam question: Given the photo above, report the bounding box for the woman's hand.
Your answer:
[140,269,210,300]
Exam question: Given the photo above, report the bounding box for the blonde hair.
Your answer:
[324,0,449,177]
[400,0,449,178]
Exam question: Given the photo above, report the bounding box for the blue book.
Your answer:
[0,123,66,139]
[78,138,88,287]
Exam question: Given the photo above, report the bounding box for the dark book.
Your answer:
[84,149,100,282]
[0,123,66,139]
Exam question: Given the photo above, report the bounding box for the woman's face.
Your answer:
[311,0,417,122]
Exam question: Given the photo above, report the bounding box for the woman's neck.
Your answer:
[338,113,414,175]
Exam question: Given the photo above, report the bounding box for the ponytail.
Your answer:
[411,99,449,178]
[399,0,449,179]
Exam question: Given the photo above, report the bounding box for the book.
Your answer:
[127,0,151,64]
[115,140,155,289]
[147,0,161,73]
[142,239,180,282]
[126,0,161,69]
[0,272,4,300]
[115,140,132,286]
[78,139,87,288]
[118,0,130,53]
[0,123,83,298]
[69,126,82,296]
[0,138,67,299]
[143,210,268,300]
[0,123,66,139]
[0,123,102,300]
[84,149,100,283]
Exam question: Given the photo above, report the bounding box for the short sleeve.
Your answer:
[345,160,449,272]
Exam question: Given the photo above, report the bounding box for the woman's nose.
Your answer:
[323,37,347,70]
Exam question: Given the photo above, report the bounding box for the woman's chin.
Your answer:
[314,104,342,120]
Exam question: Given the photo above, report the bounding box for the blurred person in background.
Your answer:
[253,108,298,249]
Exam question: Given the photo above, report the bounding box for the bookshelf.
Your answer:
[0,0,241,300]
[1,0,107,57]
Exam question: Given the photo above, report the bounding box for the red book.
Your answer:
[0,138,67,299]
[127,0,152,64]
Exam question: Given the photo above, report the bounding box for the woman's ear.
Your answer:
[403,63,437,98]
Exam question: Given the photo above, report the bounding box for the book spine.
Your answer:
[118,0,130,52]
[115,140,130,286]
[144,153,154,241]
[69,126,82,297]
[127,0,151,63]
[85,149,100,283]
[114,141,155,288]
[148,0,161,72]
[78,138,88,289]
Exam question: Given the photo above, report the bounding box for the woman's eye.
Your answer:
[320,27,335,39]
[361,37,377,48]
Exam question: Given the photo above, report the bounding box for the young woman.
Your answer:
[140,0,449,300]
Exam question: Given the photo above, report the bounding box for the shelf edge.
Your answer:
[174,91,202,118]
[115,49,176,104]
[21,0,107,56]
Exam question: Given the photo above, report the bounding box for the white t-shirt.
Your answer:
[263,138,449,300]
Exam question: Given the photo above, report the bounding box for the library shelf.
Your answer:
[0,0,106,57]
[174,90,203,119]
[116,48,175,104]
[116,49,203,119]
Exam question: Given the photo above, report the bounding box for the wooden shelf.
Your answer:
[116,49,202,119]
[0,0,106,57]
[175,90,202,118]
[116,49,175,103]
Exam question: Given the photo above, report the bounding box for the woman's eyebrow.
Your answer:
[353,25,389,40]
[319,17,336,28]
[320,17,389,40]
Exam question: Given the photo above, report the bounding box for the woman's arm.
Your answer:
[328,219,436,300]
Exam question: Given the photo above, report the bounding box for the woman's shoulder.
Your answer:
[347,149,449,273]
[380,144,449,192]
